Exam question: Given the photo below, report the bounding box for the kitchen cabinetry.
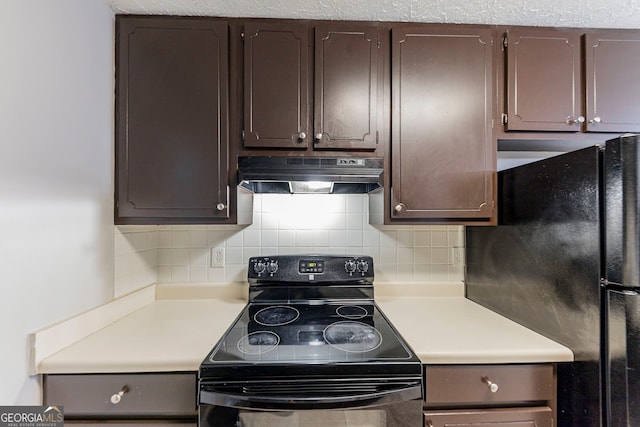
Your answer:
[503,28,640,134]
[115,16,235,224]
[423,364,556,427]
[386,25,496,224]
[584,31,640,132]
[242,21,381,152]
[43,372,196,426]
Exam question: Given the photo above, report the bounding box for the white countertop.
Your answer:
[35,285,572,374]
[377,297,572,364]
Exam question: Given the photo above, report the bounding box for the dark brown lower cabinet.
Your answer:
[425,407,552,427]
[43,372,197,426]
[424,364,556,427]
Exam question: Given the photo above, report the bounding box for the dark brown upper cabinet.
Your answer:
[504,28,640,133]
[242,22,310,149]
[242,21,380,152]
[115,16,233,224]
[584,32,640,133]
[386,25,496,224]
[504,29,582,132]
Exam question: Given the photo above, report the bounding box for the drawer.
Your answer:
[43,373,196,418]
[424,364,554,406]
[424,406,553,427]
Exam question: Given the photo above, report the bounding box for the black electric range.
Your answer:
[198,255,423,427]
[199,255,421,380]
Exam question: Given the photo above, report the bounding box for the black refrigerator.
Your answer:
[466,135,640,427]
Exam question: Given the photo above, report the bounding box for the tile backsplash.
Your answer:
[114,194,464,298]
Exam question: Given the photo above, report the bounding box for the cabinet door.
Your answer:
[116,17,230,222]
[314,23,379,150]
[425,406,553,427]
[505,29,582,131]
[585,32,640,132]
[243,22,310,148]
[390,26,495,221]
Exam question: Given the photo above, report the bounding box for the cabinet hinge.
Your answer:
[376,131,379,144]
[501,113,508,125]
[502,35,508,50]
[241,130,245,142]
[241,32,245,40]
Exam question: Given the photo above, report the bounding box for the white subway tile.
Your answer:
[328,230,348,247]
[189,248,208,266]
[261,230,279,247]
[431,230,449,246]
[189,230,208,248]
[171,230,190,248]
[189,265,208,283]
[171,266,189,282]
[114,195,466,287]
[226,247,244,265]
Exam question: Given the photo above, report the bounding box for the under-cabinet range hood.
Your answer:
[237,156,384,194]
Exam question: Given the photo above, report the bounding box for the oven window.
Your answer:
[240,409,386,426]
[199,400,423,427]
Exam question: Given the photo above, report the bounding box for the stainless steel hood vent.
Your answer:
[237,156,383,194]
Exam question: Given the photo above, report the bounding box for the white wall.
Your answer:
[0,0,115,404]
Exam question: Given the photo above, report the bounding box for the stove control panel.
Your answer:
[299,260,324,274]
[248,255,374,282]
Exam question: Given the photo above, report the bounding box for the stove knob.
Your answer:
[345,259,357,273]
[254,261,266,274]
[266,260,278,274]
[356,259,369,273]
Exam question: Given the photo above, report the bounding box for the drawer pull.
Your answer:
[110,385,130,404]
[426,421,434,427]
[482,376,499,393]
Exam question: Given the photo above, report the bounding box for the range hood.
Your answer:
[237,156,384,194]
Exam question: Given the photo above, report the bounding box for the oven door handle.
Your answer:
[200,383,422,410]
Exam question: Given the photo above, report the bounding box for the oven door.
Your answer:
[199,378,423,427]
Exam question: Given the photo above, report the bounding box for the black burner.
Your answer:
[323,321,382,353]
[237,331,280,355]
[254,305,300,326]
[336,305,368,319]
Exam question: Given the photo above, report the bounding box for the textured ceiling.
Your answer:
[104,0,640,29]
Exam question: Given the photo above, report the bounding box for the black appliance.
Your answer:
[198,255,423,427]
[466,135,640,427]
[237,156,384,194]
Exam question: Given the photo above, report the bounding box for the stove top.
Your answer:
[199,255,421,381]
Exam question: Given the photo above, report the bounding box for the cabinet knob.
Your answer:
[426,421,434,427]
[567,115,585,125]
[298,132,307,141]
[589,116,602,124]
[394,203,406,213]
[110,385,130,405]
[315,132,323,141]
[482,376,499,393]
[216,203,226,211]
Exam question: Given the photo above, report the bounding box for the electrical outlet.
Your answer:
[452,247,465,266]
[211,247,225,268]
